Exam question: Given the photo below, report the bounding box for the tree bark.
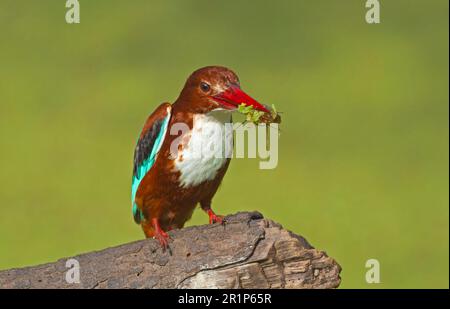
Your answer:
[0,212,341,289]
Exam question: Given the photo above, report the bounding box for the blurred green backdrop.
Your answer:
[0,0,448,288]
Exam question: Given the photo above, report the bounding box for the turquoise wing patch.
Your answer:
[131,112,170,224]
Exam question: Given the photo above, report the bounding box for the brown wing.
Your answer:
[131,103,172,223]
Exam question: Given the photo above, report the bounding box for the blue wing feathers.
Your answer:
[131,105,171,224]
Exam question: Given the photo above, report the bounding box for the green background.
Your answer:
[0,0,448,288]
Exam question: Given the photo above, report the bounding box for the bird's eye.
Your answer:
[200,82,210,93]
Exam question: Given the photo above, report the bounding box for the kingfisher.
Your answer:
[131,66,269,249]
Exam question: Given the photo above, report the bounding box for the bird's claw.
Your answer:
[154,229,170,251]
[207,209,224,224]
[151,218,171,251]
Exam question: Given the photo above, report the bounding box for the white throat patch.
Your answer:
[174,110,233,188]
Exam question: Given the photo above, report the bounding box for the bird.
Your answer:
[131,66,269,249]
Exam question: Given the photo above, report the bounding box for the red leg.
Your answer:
[206,209,224,224]
[151,218,170,250]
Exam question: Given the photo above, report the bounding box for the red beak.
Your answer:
[212,85,269,113]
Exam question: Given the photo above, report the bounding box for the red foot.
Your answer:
[151,218,170,250]
[207,209,224,224]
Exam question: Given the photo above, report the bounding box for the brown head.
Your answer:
[173,66,269,114]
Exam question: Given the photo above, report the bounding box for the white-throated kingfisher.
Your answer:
[131,66,269,249]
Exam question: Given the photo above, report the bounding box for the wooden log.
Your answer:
[0,212,341,289]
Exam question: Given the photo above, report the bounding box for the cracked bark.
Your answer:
[0,212,341,289]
